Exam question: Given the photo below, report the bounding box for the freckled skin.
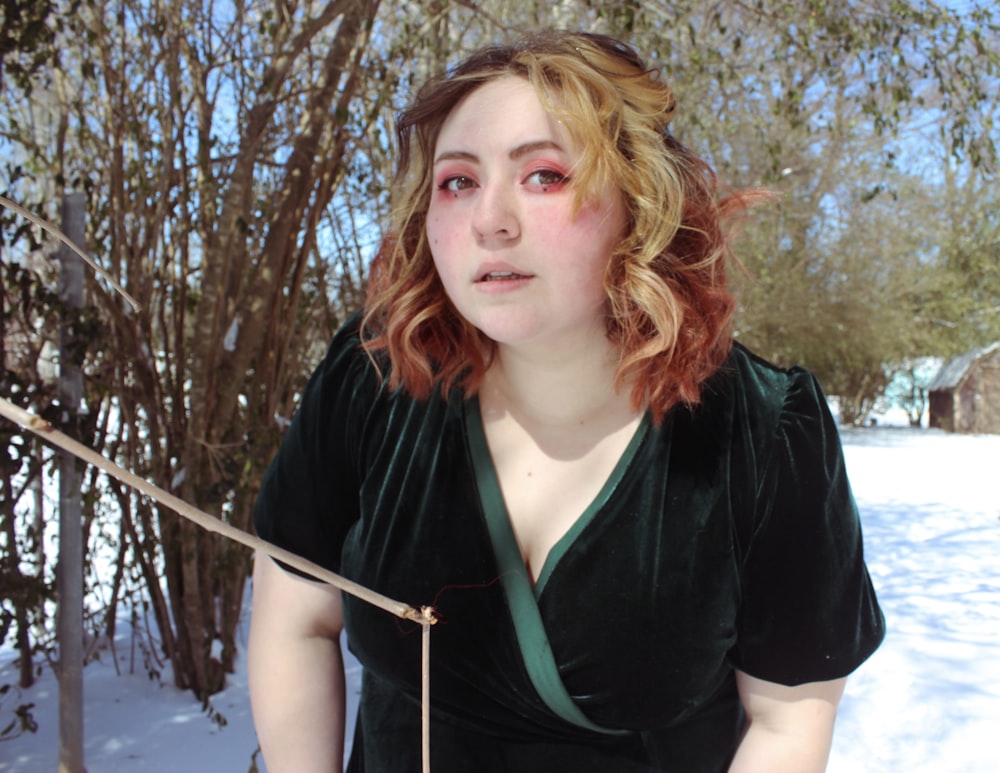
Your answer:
[426,77,626,350]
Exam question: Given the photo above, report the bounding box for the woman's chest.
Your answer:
[341,406,742,729]
[482,410,646,584]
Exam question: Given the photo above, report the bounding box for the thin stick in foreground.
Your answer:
[0,397,437,624]
[4,397,442,771]
[421,606,434,773]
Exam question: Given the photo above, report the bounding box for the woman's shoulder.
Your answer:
[320,309,367,366]
[310,310,387,395]
[722,341,815,389]
[288,311,389,439]
[691,342,836,444]
[702,342,818,406]
[310,310,457,426]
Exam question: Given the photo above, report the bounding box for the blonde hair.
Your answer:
[363,30,762,422]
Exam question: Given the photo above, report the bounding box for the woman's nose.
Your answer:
[471,185,520,245]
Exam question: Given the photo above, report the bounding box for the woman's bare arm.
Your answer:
[728,671,846,773]
[248,553,347,773]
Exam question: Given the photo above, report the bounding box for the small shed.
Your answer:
[928,342,1000,434]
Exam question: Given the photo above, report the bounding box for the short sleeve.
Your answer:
[730,367,885,685]
[253,313,376,573]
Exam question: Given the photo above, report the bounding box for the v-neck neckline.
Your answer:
[462,394,645,735]
[463,394,651,597]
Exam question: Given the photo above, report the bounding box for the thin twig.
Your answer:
[0,195,141,312]
[421,607,434,773]
[2,396,439,770]
[0,398,433,624]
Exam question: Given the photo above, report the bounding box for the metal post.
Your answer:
[57,191,86,773]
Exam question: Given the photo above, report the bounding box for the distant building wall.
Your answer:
[976,351,1000,434]
[928,390,954,431]
[929,347,1000,434]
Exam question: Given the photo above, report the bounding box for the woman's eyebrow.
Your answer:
[433,140,565,166]
[433,150,477,165]
[509,140,564,160]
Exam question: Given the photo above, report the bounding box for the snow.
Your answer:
[3,426,999,772]
[827,427,1000,772]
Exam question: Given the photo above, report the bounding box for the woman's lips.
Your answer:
[477,270,531,282]
[474,262,535,282]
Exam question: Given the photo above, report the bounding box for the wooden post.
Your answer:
[57,191,86,773]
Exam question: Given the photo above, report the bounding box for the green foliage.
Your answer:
[617,1,1000,178]
[597,1,999,416]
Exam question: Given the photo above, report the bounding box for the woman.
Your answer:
[248,30,885,772]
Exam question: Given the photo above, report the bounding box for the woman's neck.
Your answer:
[481,333,636,430]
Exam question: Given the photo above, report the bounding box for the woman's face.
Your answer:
[426,76,626,351]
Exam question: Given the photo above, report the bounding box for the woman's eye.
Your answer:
[525,169,569,188]
[438,176,476,192]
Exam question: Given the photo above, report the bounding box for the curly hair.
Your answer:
[362,30,764,423]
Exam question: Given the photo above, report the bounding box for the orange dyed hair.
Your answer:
[362,30,766,423]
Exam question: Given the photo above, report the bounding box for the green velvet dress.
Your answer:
[254,314,885,772]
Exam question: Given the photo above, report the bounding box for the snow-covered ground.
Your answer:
[2,425,999,772]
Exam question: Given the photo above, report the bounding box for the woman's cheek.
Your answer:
[427,220,454,276]
[428,212,463,249]
[427,214,442,248]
